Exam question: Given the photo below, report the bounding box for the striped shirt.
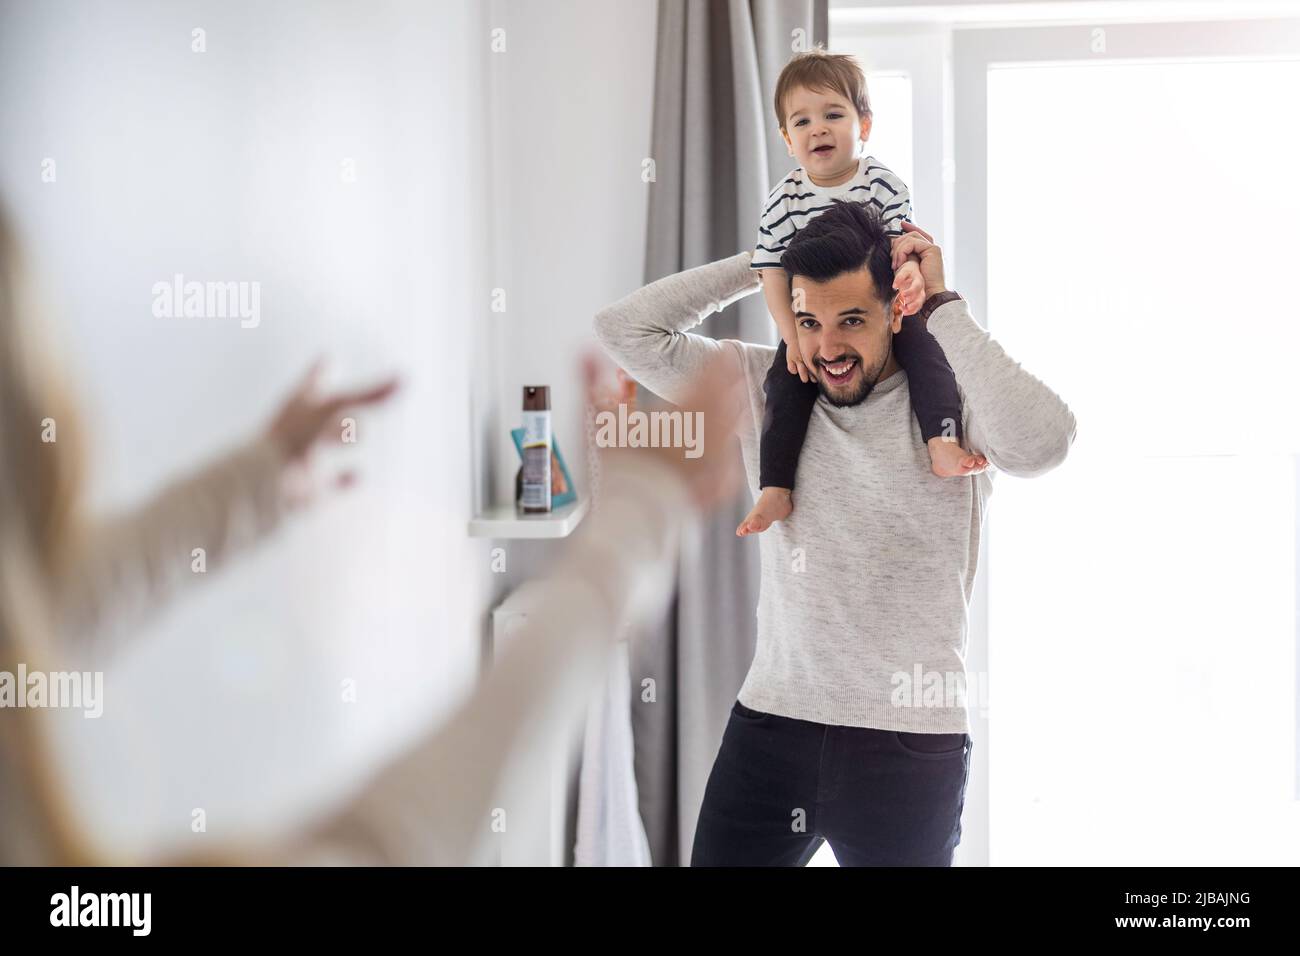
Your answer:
[751,155,911,270]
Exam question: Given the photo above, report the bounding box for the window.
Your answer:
[979,43,1300,865]
[833,6,1300,865]
[858,71,914,189]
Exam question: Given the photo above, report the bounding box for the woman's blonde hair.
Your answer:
[0,199,97,864]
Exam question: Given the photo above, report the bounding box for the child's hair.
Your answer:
[773,48,871,130]
[779,200,895,306]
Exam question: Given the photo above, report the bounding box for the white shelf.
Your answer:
[468,497,589,539]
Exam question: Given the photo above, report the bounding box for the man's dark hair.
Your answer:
[779,200,896,305]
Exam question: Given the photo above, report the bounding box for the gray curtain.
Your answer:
[631,0,828,866]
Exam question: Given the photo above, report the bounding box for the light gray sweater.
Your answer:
[593,251,1077,733]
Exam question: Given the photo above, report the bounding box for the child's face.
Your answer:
[781,85,872,181]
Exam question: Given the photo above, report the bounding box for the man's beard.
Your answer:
[816,335,892,408]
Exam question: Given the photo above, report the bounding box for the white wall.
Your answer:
[0,0,494,855]
[0,0,659,861]
[482,0,658,600]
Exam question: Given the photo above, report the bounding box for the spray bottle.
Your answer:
[520,385,552,513]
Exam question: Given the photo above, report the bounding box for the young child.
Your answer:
[738,49,974,537]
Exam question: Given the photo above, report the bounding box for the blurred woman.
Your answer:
[0,202,745,865]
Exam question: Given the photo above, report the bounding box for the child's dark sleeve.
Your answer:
[867,164,964,446]
[759,340,819,490]
[893,313,965,445]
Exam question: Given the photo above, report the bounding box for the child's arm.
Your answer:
[760,268,812,383]
[869,162,927,316]
[872,164,981,474]
[753,182,814,382]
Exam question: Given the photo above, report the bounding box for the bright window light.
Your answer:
[987,58,1300,865]
[860,72,914,189]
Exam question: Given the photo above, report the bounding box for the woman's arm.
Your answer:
[289,450,694,865]
[275,353,746,866]
[52,435,291,659]
[53,364,398,660]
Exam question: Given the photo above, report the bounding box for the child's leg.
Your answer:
[892,314,972,476]
[739,340,818,536]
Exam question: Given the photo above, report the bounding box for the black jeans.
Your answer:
[759,313,965,490]
[691,700,973,866]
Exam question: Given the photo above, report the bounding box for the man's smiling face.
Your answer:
[792,266,902,407]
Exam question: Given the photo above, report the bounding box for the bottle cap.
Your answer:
[523,385,550,411]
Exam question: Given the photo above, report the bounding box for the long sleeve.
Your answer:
[753,180,795,270]
[284,449,695,866]
[53,434,291,660]
[867,159,912,235]
[592,252,762,405]
[927,298,1077,477]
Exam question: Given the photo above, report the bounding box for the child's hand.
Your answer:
[893,258,926,316]
[783,331,813,383]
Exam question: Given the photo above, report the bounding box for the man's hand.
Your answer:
[891,221,948,300]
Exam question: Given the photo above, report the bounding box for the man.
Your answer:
[593,201,1076,866]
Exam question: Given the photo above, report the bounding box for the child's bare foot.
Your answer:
[927,437,988,477]
[737,487,792,536]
